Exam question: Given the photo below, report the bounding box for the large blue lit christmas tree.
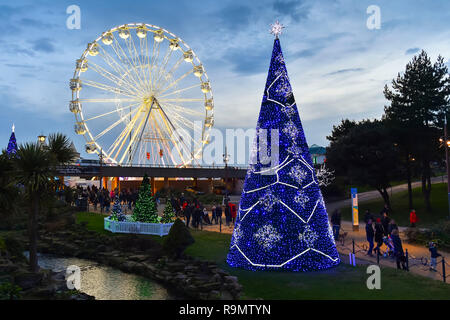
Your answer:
[6,124,18,157]
[227,23,340,271]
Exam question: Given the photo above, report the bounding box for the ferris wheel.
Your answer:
[69,23,214,166]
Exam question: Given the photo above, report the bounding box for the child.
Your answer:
[429,242,441,272]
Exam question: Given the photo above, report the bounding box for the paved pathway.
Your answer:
[325,175,446,214]
[197,219,449,284]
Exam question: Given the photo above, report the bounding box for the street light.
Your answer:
[37,134,46,148]
[441,115,450,220]
[223,145,230,203]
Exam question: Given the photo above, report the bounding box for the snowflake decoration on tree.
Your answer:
[287,144,302,158]
[282,121,299,140]
[275,77,292,97]
[298,224,318,248]
[281,104,295,117]
[259,189,280,212]
[316,164,335,187]
[232,223,243,246]
[294,190,309,208]
[327,221,335,244]
[254,224,282,250]
[289,164,308,184]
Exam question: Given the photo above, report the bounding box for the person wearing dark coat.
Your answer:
[184,203,192,228]
[330,209,341,241]
[381,212,391,236]
[364,209,373,224]
[366,219,375,256]
[215,205,222,224]
[387,219,398,235]
[225,204,231,226]
[429,242,441,271]
[391,229,407,270]
[374,218,384,254]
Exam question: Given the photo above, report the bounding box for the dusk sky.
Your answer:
[1,0,450,163]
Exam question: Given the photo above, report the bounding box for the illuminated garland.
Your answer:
[226,38,340,271]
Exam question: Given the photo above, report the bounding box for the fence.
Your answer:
[336,236,449,283]
[104,216,173,237]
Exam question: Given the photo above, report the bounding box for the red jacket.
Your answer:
[229,203,237,219]
[410,211,417,223]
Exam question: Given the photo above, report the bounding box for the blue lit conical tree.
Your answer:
[226,35,340,272]
[6,125,18,157]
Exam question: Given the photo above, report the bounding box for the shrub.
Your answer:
[0,282,22,300]
[162,218,194,259]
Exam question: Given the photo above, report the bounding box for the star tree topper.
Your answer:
[270,20,285,39]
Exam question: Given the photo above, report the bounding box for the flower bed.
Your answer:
[104,216,174,237]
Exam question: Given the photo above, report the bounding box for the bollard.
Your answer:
[443,257,446,283]
[219,216,222,233]
[352,239,355,254]
[405,249,409,271]
[377,248,380,265]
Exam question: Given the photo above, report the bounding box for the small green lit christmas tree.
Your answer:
[161,200,176,223]
[132,174,159,223]
[110,195,126,221]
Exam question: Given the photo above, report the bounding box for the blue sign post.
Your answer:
[351,188,359,231]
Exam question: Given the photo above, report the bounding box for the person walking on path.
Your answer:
[410,209,418,227]
[366,219,375,256]
[364,209,373,224]
[429,242,441,272]
[331,209,341,241]
[215,205,222,225]
[381,212,391,236]
[374,218,384,254]
[388,219,398,235]
[391,229,407,270]
[225,203,231,227]
[186,202,194,228]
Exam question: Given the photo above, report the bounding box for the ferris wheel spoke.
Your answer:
[150,39,162,92]
[97,46,143,91]
[79,98,139,103]
[159,101,204,117]
[156,108,189,164]
[111,37,147,91]
[154,46,173,90]
[151,116,177,164]
[158,69,193,95]
[108,105,144,158]
[83,102,141,122]
[157,56,184,90]
[125,35,150,93]
[88,60,142,96]
[158,83,201,99]
[83,79,138,98]
[92,104,141,140]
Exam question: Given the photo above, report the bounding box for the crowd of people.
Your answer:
[331,205,441,271]
[169,193,238,229]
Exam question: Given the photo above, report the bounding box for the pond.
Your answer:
[28,253,172,300]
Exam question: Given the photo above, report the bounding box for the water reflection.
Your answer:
[34,254,171,300]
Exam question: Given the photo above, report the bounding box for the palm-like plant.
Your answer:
[47,133,78,165]
[14,142,54,272]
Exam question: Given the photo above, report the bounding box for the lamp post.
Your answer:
[99,148,103,190]
[37,134,46,148]
[444,116,450,219]
[223,145,230,203]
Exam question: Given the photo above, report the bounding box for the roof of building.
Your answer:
[309,144,326,155]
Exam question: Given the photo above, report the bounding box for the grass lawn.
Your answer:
[341,183,450,228]
[75,212,450,299]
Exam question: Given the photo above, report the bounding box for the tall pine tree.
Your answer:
[227,37,340,272]
[384,50,450,211]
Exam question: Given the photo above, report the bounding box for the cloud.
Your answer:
[405,47,420,55]
[216,4,252,31]
[273,0,309,22]
[323,68,364,76]
[31,38,55,53]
